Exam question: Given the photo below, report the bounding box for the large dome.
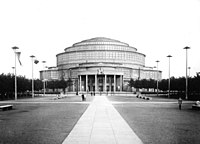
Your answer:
[41,37,162,93]
[57,37,145,70]
[64,37,137,52]
[73,37,129,47]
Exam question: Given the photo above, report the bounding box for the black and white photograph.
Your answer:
[0,0,200,143]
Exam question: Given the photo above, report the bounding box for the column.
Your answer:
[104,74,107,92]
[79,75,82,92]
[73,80,75,92]
[86,75,88,92]
[95,74,97,92]
[109,77,112,92]
[120,75,123,91]
[114,75,116,92]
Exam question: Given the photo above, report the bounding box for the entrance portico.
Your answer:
[79,73,123,93]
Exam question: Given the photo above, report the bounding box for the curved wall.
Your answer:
[57,50,145,68]
[40,37,162,92]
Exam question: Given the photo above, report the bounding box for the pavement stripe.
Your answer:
[110,101,194,104]
[62,96,143,144]
[0,101,91,104]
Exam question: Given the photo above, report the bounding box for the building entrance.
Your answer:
[79,74,123,93]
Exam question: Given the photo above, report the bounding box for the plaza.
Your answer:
[0,95,199,144]
[1,0,199,143]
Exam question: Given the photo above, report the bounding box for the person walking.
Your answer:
[178,97,182,110]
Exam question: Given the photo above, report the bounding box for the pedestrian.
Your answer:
[81,94,85,101]
[178,97,182,110]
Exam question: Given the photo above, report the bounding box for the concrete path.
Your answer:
[62,96,143,144]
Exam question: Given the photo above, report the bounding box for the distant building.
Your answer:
[40,37,162,92]
[40,67,58,81]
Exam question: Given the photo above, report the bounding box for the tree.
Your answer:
[0,73,44,100]
[47,80,58,92]
[128,78,135,88]
[128,78,156,90]
[159,79,168,91]
[58,79,67,93]
[34,79,43,91]
[57,78,73,93]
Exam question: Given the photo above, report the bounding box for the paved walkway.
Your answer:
[62,96,143,144]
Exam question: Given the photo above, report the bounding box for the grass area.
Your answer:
[0,99,91,144]
[108,96,200,144]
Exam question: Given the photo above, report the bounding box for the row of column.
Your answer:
[79,74,123,92]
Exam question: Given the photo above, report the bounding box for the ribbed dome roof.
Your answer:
[73,37,129,47]
[64,37,138,52]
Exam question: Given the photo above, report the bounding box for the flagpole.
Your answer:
[12,46,19,100]
[30,55,35,98]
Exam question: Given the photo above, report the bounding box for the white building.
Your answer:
[40,37,162,92]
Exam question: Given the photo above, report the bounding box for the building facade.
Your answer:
[40,37,162,92]
[40,67,58,80]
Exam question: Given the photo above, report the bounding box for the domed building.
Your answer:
[40,37,162,93]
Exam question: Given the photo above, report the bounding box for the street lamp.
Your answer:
[156,60,160,96]
[30,55,35,98]
[42,61,46,96]
[12,46,19,100]
[167,55,172,98]
[42,79,47,97]
[42,61,46,69]
[138,67,140,80]
[183,46,190,100]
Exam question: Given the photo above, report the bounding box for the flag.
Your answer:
[34,59,39,64]
[16,52,22,66]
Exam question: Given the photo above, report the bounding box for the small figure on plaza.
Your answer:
[81,93,85,101]
[178,97,182,110]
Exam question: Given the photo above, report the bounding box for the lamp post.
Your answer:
[184,46,190,100]
[42,61,46,69]
[30,55,35,98]
[12,46,19,100]
[138,67,140,80]
[167,55,172,98]
[42,79,47,96]
[156,60,160,96]
[42,61,46,96]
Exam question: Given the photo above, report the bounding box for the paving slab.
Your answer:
[62,96,143,144]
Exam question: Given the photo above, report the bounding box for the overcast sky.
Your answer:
[0,0,200,79]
